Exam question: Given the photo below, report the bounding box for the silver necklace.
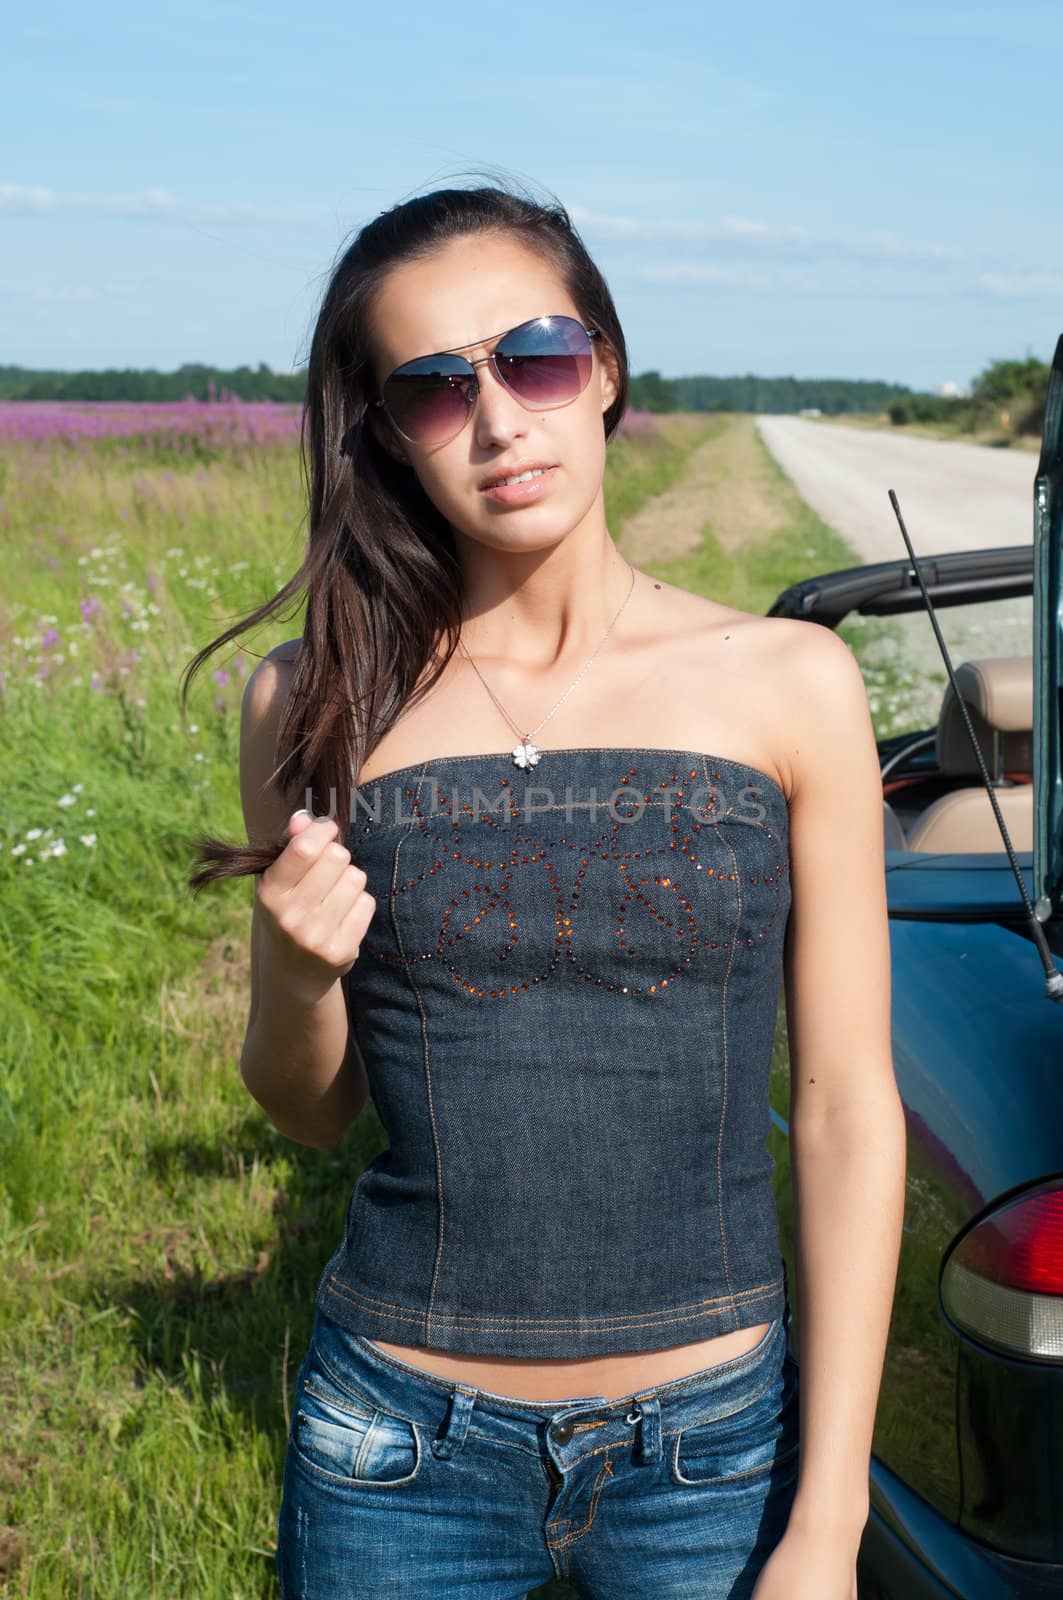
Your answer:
[456,560,638,769]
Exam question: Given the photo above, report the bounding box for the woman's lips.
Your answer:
[480,466,559,505]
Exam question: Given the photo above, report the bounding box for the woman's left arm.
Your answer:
[753,620,907,1600]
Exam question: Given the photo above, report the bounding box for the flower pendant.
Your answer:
[512,737,542,769]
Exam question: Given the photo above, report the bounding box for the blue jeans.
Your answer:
[275,1305,801,1598]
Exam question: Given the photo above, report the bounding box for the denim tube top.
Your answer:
[314,746,792,1358]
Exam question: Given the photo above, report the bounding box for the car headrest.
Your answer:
[936,656,1033,778]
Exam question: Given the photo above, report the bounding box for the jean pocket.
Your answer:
[668,1350,799,1490]
[291,1351,424,1489]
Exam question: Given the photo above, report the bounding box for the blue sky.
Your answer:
[4,1,1062,390]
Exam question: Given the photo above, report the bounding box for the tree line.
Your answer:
[0,362,304,403]
[0,360,909,412]
[0,354,1049,432]
[885,356,1048,436]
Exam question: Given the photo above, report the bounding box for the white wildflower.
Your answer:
[56,793,77,808]
[80,833,97,847]
[25,828,42,840]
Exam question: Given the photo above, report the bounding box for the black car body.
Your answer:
[764,340,1063,1597]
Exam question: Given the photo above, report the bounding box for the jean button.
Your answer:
[554,1422,575,1443]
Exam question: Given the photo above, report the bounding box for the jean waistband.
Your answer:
[306,1311,788,1470]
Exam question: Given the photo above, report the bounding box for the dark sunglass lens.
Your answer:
[495,317,593,407]
[382,356,473,443]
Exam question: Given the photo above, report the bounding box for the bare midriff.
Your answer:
[370,1322,773,1402]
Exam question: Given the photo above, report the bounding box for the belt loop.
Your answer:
[631,1393,662,1466]
[431,1384,476,1460]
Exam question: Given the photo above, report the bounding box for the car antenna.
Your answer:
[887,488,1063,1004]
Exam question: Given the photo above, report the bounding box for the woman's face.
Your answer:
[366,232,620,553]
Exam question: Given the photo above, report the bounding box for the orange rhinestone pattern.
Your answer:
[348,753,790,1003]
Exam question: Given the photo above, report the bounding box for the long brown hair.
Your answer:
[182,177,630,892]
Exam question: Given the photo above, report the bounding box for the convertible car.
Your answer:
[764,338,1063,1596]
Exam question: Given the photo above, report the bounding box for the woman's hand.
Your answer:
[750,1523,860,1600]
[255,809,377,1004]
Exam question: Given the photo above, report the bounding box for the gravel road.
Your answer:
[755,416,1037,562]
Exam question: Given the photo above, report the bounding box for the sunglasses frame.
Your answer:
[370,315,601,446]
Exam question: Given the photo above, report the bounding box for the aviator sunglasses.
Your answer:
[370,315,600,447]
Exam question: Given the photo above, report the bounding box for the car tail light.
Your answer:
[941,1178,1063,1359]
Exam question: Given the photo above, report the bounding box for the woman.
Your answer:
[186,180,905,1599]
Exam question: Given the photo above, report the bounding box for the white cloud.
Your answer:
[717,215,810,245]
[568,205,808,245]
[0,183,311,226]
[0,280,135,303]
[568,202,961,267]
[636,263,775,288]
[978,272,1063,299]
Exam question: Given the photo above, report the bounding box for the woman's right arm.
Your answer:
[237,640,375,1149]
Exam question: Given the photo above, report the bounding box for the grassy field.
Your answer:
[3,406,915,1596]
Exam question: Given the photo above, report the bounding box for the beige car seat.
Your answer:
[891,657,1033,853]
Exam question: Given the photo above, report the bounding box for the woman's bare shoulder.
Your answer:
[244,636,303,701]
[651,579,808,663]
[648,583,836,800]
[264,636,303,667]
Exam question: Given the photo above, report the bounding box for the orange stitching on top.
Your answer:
[388,765,448,1347]
[353,755,790,1004]
[322,1273,784,1330]
[708,759,741,1332]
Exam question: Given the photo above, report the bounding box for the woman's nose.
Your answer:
[471,360,528,447]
